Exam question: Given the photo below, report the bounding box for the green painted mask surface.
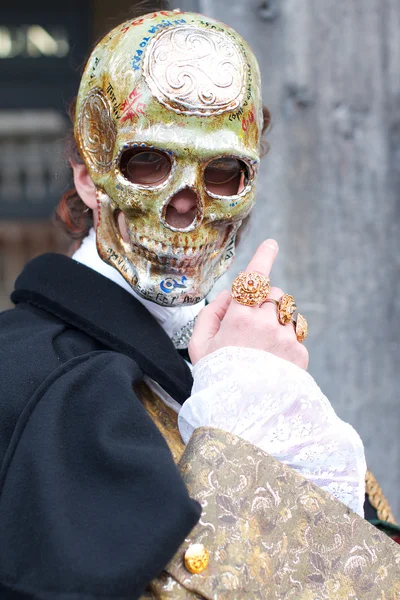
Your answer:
[75,10,263,306]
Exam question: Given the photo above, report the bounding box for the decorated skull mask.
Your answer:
[75,10,263,306]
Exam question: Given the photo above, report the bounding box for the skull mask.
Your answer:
[75,10,263,306]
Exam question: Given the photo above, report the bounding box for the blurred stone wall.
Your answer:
[0,109,72,309]
[177,0,400,517]
[0,0,90,309]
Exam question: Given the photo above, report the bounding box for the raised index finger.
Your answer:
[244,239,279,278]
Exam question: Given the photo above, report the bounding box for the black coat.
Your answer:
[0,254,201,600]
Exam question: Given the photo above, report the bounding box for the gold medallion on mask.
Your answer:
[76,88,117,174]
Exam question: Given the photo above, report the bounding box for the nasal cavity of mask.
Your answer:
[164,189,200,229]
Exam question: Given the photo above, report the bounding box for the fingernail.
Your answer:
[264,239,278,252]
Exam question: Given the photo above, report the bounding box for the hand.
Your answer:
[189,239,309,369]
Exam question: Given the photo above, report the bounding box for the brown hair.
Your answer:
[54,99,92,241]
[54,4,272,242]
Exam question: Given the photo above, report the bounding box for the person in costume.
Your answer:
[0,6,399,599]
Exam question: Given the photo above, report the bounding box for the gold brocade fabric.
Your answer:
[135,381,185,463]
[138,387,400,599]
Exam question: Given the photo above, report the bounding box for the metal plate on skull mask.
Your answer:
[143,26,247,116]
[76,88,116,174]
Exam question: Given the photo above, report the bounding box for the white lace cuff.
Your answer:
[178,347,366,516]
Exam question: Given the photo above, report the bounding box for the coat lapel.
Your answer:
[12,253,193,404]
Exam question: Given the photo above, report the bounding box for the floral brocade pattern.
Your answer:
[142,428,400,599]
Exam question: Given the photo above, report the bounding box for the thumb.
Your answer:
[189,290,231,364]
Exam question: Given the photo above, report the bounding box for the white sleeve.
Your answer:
[178,346,366,516]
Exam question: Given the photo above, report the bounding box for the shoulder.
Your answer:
[1,350,146,491]
[31,350,144,408]
[0,303,143,463]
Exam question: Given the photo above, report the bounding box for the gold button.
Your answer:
[184,543,209,574]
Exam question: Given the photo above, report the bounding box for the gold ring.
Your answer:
[263,294,297,325]
[292,313,308,343]
[231,271,271,307]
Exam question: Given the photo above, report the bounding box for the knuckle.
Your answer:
[234,311,254,331]
[270,286,284,299]
[262,317,279,336]
[235,309,279,339]
[293,344,309,369]
[300,344,309,364]
[277,324,295,343]
[275,326,301,354]
[282,335,296,353]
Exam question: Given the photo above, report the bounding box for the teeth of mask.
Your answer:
[132,233,213,256]
[128,242,213,269]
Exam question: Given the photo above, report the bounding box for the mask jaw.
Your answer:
[95,189,138,290]
[95,183,242,306]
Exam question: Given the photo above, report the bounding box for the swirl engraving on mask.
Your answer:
[77,88,116,173]
[143,26,247,115]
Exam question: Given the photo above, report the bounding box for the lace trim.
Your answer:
[179,346,366,516]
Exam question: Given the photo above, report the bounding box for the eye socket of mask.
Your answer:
[204,158,249,196]
[120,148,172,185]
[119,148,250,196]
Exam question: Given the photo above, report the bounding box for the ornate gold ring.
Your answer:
[231,271,271,307]
[292,313,308,343]
[262,294,297,325]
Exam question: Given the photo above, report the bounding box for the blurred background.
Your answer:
[1,1,399,515]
